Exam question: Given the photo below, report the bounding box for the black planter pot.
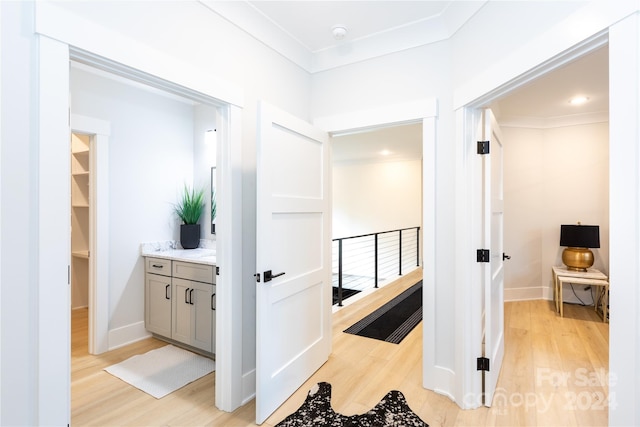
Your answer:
[180,224,200,249]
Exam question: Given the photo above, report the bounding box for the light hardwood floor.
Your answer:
[72,268,609,426]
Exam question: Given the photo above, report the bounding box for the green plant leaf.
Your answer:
[174,184,205,225]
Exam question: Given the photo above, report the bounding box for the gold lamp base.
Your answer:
[562,247,594,272]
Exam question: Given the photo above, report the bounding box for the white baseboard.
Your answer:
[504,285,594,303]
[241,369,256,406]
[504,286,548,301]
[108,321,151,351]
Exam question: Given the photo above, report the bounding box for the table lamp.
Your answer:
[560,224,600,271]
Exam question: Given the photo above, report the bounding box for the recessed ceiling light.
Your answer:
[380,149,392,156]
[569,96,589,105]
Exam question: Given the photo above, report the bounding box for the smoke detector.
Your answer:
[332,25,348,40]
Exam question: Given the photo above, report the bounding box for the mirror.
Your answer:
[211,166,217,234]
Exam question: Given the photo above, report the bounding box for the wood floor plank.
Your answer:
[72,269,609,426]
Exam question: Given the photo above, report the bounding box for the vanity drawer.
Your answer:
[173,261,215,284]
[146,257,172,276]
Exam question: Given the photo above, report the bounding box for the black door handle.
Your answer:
[264,270,285,283]
[503,253,511,261]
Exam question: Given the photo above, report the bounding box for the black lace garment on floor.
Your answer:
[275,382,429,427]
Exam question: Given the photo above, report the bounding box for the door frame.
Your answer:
[454,33,611,408]
[70,115,110,355]
[34,4,246,420]
[313,97,439,392]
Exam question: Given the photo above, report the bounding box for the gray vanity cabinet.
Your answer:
[144,257,173,337]
[144,257,216,355]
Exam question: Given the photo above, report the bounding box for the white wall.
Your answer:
[52,0,313,387]
[311,0,635,413]
[1,2,39,423]
[42,0,313,388]
[450,1,586,89]
[332,159,422,238]
[312,39,458,376]
[503,122,609,301]
[70,66,195,332]
[3,0,640,424]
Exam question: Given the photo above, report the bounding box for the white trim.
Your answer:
[70,114,110,355]
[451,6,640,409]
[199,0,313,72]
[503,287,545,302]
[241,369,257,406]
[312,98,440,401]
[498,111,609,129]
[35,1,243,108]
[0,0,3,420]
[107,322,151,350]
[453,1,639,110]
[202,0,486,73]
[608,12,640,426]
[71,114,110,136]
[214,104,246,410]
[36,22,246,420]
[421,115,440,393]
[454,106,483,409]
[314,98,438,134]
[37,34,71,426]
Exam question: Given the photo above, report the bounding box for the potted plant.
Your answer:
[174,184,205,249]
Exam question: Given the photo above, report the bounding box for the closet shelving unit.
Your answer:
[71,133,90,305]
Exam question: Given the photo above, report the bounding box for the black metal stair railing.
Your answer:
[332,226,421,306]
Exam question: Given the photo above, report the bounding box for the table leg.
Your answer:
[558,278,564,317]
[553,271,559,313]
[603,286,609,323]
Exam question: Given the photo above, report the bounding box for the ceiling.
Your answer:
[248,1,459,52]
[202,0,486,72]
[205,1,608,163]
[332,123,423,164]
[490,45,609,128]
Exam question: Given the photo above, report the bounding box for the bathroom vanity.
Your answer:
[141,244,216,356]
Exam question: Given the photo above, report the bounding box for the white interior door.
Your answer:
[255,101,332,424]
[480,108,505,406]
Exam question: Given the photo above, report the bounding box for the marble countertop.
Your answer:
[141,240,216,266]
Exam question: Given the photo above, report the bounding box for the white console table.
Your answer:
[552,266,609,322]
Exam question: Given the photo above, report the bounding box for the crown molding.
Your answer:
[498,111,609,129]
[200,0,486,73]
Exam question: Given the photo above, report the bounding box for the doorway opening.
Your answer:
[459,36,610,408]
[330,123,424,310]
[65,51,242,417]
[70,132,91,320]
[70,116,111,356]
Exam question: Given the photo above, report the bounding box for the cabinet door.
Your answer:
[172,278,193,346]
[145,273,172,337]
[171,278,214,352]
[191,282,214,353]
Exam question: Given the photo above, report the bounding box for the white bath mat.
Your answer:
[104,345,215,399]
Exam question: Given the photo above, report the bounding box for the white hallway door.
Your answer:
[255,102,332,424]
[480,108,505,406]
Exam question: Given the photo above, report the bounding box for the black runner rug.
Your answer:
[343,281,422,344]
